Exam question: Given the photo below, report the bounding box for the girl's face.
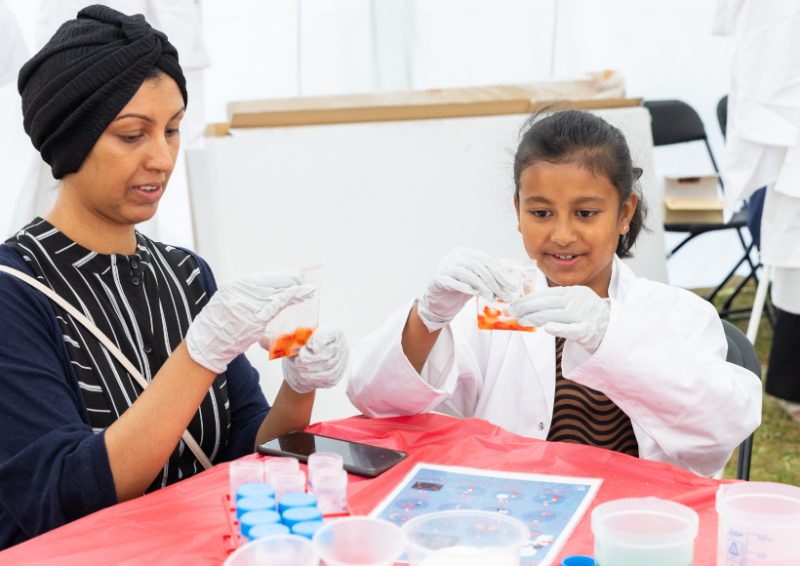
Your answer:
[61,74,184,228]
[514,160,636,298]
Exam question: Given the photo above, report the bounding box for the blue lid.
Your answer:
[281,506,323,527]
[291,520,324,539]
[239,510,281,538]
[248,522,290,541]
[236,482,275,501]
[561,556,595,566]
[235,496,276,519]
[278,492,317,513]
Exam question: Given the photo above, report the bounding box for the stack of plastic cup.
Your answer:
[236,483,275,502]
[308,451,347,515]
[312,468,348,515]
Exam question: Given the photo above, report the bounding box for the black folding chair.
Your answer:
[644,99,760,320]
[721,319,761,481]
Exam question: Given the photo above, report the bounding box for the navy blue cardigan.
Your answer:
[0,244,270,548]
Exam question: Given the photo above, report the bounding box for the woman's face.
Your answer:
[514,160,636,298]
[62,74,185,228]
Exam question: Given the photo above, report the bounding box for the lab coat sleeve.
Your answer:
[346,300,484,419]
[562,286,762,476]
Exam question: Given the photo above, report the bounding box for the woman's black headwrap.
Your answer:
[18,4,188,179]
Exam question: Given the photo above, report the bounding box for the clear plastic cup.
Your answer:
[312,516,405,566]
[229,461,264,508]
[260,265,322,360]
[716,481,800,565]
[311,467,348,514]
[224,533,318,566]
[263,457,300,484]
[591,497,698,566]
[308,451,344,481]
[476,259,536,332]
[402,510,529,566]
[271,470,306,500]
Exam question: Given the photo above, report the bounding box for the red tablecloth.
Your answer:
[0,414,725,565]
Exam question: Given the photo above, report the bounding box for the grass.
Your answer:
[694,280,800,485]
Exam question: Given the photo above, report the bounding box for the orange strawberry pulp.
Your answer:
[268,326,317,360]
[476,305,535,332]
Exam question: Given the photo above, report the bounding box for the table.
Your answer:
[0,414,724,565]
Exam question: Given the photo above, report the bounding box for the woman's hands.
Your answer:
[185,272,314,374]
[417,248,519,332]
[509,285,611,353]
[283,326,348,393]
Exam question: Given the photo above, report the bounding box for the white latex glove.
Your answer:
[508,285,611,353]
[186,272,315,374]
[417,248,520,332]
[282,326,348,394]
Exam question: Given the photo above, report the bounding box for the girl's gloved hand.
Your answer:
[282,326,348,394]
[417,247,519,332]
[508,285,611,353]
[186,272,315,374]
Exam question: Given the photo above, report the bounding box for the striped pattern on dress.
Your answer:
[6,218,231,491]
[547,337,639,457]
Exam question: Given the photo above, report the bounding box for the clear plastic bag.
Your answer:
[476,259,536,332]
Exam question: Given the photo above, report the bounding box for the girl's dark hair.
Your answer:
[513,109,647,258]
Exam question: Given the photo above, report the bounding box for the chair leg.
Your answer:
[666,233,695,259]
[706,250,750,306]
[746,265,771,344]
[737,435,753,481]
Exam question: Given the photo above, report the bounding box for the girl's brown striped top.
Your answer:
[547,337,639,457]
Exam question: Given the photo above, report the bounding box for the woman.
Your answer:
[347,110,762,477]
[0,5,347,548]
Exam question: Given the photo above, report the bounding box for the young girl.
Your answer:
[347,109,761,476]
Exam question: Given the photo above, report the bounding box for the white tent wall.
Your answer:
[1,1,743,422]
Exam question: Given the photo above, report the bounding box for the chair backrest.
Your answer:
[721,319,761,480]
[717,95,728,139]
[643,99,708,146]
[643,98,723,190]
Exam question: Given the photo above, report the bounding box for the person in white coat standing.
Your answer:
[714,0,800,422]
[347,110,762,477]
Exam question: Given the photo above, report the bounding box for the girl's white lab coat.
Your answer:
[347,258,762,477]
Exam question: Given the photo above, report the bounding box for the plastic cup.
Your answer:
[236,482,275,501]
[312,516,405,566]
[229,461,264,506]
[260,265,322,360]
[248,522,290,541]
[271,470,306,500]
[263,457,300,484]
[591,497,698,566]
[402,509,529,566]
[292,520,324,540]
[224,533,318,566]
[239,510,281,539]
[236,497,276,520]
[311,467,348,514]
[716,481,800,565]
[308,451,344,485]
[282,506,323,528]
[475,259,537,332]
[278,492,317,514]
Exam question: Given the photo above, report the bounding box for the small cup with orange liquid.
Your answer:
[260,265,322,360]
[476,259,536,332]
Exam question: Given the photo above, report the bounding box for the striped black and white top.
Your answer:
[547,337,639,456]
[5,218,231,491]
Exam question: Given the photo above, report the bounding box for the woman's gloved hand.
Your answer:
[417,248,519,332]
[186,272,315,374]
[508,285,611,353]
[282,326,348,394]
